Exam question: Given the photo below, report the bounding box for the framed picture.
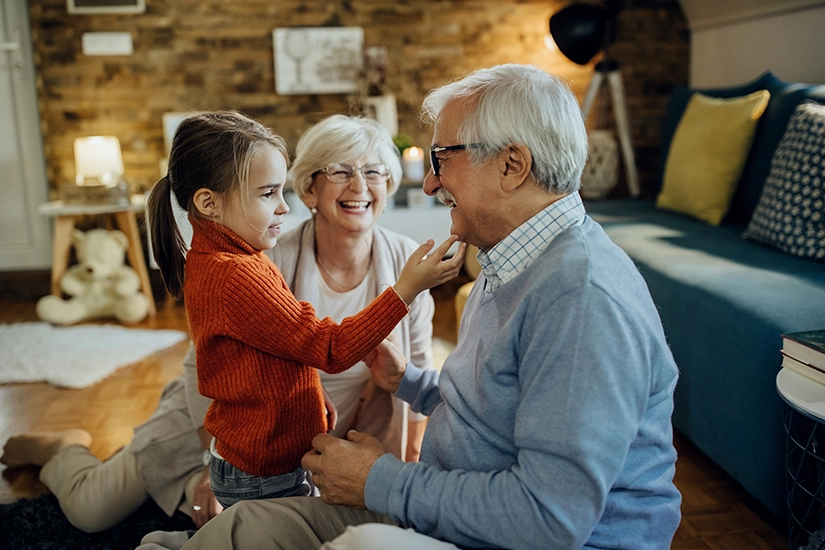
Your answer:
[273,27,364,95]
[67,0,146,14]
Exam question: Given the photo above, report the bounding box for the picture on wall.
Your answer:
[273,27,364,95]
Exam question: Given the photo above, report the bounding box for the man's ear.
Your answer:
[500,143,533,192]
[192,188,221,218]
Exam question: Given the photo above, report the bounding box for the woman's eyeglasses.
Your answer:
[319,163,389,185]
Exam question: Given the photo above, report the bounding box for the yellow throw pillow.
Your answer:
[656,90,770,225]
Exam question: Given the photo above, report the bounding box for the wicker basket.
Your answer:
[580,130,619,200]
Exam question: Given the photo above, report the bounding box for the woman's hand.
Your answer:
[365,336,407,393]
[393,236,467,305]
[322,386,338,432]
[191,467,223,529]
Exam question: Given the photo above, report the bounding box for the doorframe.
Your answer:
[1,0,52,271]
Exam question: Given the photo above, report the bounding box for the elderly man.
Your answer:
[177,64,681,550]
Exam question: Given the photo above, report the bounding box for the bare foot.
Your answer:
[1,429,92,467]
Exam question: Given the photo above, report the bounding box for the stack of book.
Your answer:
[782,330,825,386]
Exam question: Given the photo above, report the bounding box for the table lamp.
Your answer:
[74,135,124,187]
[60,136,129,205]
[549,0,640,197]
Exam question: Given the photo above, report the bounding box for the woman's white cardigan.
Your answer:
[268,218,435,459]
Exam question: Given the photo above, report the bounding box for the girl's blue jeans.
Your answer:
[209,455,312,508]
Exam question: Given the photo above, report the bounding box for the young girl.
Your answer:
[147,111,464,508]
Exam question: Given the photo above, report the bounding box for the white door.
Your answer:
[0,0,51,271]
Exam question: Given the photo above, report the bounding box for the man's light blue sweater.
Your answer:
[365,216,682,549]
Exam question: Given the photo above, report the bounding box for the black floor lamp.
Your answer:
[550,0,640,197]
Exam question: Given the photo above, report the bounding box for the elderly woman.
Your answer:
[272,114,432,461]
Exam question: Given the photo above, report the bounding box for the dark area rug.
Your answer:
[0,493,194,550]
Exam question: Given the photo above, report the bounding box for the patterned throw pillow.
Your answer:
[744,101,825,261]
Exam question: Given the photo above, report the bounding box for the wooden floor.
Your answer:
[0,279,787,548]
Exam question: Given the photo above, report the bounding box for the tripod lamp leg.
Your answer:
[607,70,640,197]
[581,71,605,120]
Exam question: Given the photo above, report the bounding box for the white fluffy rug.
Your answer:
[0,322,188,388]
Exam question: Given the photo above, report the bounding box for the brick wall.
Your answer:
[29,0,688,197]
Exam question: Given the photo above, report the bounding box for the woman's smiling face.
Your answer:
[307,157,388,235]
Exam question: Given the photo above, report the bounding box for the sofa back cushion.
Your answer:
[656,72,825,224]
[656,91,769,226]
[656,72,780,196]
[731,83,825,224]
[743,101,825,262]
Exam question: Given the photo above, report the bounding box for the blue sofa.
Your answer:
[585,72,825,519]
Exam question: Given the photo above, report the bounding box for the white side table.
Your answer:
[776,367,825,548]
[36,195,156,316]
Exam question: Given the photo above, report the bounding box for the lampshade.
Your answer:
[550,1,622,66]
[549,4,605,65]
[74,135,124,187]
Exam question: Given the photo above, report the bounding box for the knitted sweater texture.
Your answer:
[185,219,408,476]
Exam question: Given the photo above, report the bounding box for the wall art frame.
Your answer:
[273,27,364,95]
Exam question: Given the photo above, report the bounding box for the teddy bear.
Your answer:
[36,228,150,325]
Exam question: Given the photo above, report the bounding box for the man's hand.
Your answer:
[191,467,223,529]
[365,337,407,393]
[301,430,388,508]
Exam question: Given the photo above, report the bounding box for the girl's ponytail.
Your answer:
[147,175,187,299]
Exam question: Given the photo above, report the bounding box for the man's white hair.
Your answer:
[421,64,588,195]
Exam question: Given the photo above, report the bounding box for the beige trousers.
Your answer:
[180,497,458,550]
[181,497,391,550]
[39,443,202,533]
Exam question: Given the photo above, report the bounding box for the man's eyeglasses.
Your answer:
[429,144,483,177]
[318,163,389,185]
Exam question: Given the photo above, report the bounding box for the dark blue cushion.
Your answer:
[656,72,780,198]
[733,84,825,224]
[656,73,825,225]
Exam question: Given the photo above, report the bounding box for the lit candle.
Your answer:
[402,146,425,181]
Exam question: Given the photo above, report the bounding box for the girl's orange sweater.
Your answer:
[184,219,408,477]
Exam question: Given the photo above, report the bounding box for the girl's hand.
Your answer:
[393,236,467,305]
[191,467,223,529]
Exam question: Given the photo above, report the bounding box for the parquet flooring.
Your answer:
[0,279,788,548]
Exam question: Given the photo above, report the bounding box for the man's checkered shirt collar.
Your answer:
[477,193,585,292]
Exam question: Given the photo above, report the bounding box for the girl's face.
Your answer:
[221,144,289,251]
[306,156,388,236]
